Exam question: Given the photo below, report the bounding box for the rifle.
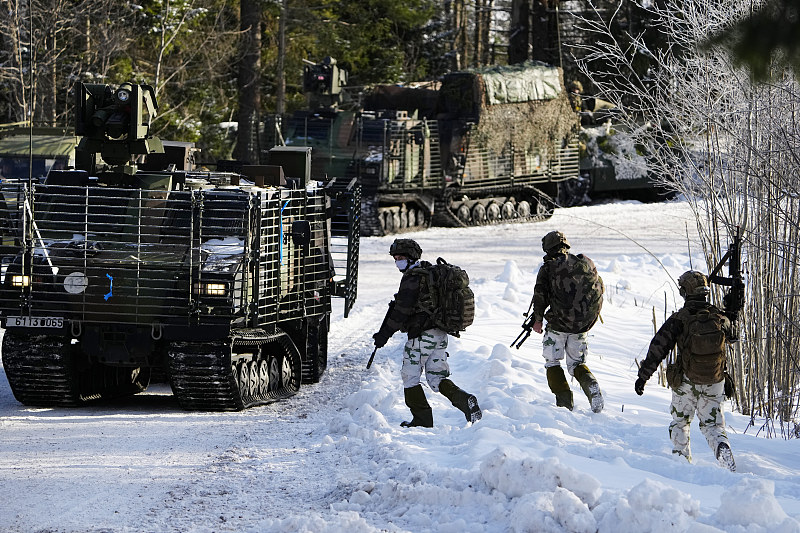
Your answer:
[708,226,745,339]
[366,347,378,369]
[367,301,394,369]
[511,298,536,349]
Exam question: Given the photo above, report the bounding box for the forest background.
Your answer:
[2,0,800,436]
[0,0,660,162]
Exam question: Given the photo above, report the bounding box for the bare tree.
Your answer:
[0,0,137,125]
[574,0,800,436]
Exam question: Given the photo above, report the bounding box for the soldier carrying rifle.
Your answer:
[634,228,744,472]
[514,231,605,413]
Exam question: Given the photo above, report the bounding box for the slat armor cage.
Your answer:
[0,180,356,336]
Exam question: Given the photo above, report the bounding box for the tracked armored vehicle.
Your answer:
[284,59,580,236]
[0,82,359,411]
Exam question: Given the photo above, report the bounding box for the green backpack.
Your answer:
[415,258,475,337]
[679,307,728,385]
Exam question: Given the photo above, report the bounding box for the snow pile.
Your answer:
[3,201,800,532]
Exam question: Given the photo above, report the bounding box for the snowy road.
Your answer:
[2,200,799,533]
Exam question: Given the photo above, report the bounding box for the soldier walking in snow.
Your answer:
[372,238,482,428]
[528,231,605,412]
[635,270,736,471]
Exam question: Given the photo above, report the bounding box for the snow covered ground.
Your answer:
[2,199,799,533]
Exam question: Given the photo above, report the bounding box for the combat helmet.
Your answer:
[542,231,570,254]
[569,80,583,93]
[389,238,422,261]
[677,270,710,299]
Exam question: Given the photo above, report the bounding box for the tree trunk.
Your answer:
[509,0,529,64]
[236,0,262,164]
[275,0,287,115]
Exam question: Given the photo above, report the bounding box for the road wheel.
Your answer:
[502,201,516,219]
[456,203,471,223]
[486,203,501,221]
[471,203,486,223]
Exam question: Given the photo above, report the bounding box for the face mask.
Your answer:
[395,259,409,271]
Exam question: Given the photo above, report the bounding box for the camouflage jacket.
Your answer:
[638,299,732,385]
[376,261,437,340]
[532,251,604,334]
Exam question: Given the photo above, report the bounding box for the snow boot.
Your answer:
[439,378,482,423]
[716,442,736,472]
[546,366,573,411]
[573,364,604,413]
[400,385,433,428]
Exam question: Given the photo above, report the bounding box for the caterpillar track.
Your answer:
[432,185,554,228]
[1,332,149,407]
[168,329,302,411]
[361,196,432,237]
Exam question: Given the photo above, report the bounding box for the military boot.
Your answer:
[573,364,604,413]
[546,366,573,410]
[400,385,434,428]
[439,378,482,423]
[716,442,736,472]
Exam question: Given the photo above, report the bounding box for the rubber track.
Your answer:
[168,332,302,411]
[1,333,82,406]
[432,185,554,228]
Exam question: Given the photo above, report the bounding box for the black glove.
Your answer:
[634,377,646,396]
[372,332,389,348]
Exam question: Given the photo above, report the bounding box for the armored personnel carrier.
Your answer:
[284,59,580,236]
[0,82,360,411]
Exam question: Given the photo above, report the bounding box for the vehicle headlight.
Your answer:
[194,282,228,297]
[11,275,30,287]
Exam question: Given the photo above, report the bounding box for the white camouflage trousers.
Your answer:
[401,329,450,392]
[542,328,588,376]
[669,377,729,461]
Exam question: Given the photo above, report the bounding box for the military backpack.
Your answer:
[678,307,729,385]
[547,253,604,330]
[414,258,475,337]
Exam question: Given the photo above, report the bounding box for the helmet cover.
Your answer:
[389,238,422,261]
[542,231,570,253]
[678,270,710,298]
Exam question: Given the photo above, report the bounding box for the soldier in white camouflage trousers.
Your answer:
[635,270,736,471]
[373,239,482,428]
[529,231,605,413]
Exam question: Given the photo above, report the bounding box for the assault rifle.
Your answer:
[708,226,745,339]
[366,347,378,369]
[511,299,536,349]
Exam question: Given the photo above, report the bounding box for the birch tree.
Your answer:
[574,0,800,436]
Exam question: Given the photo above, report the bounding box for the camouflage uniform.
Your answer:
[373,239,481,427]
[530,231,605,412]
[637,298,734,466]
[375,260,451,392]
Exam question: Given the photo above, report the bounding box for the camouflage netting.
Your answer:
[478,62,561,103]
[441,62,580,153]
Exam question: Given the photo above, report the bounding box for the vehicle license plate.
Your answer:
[6,316,64,328]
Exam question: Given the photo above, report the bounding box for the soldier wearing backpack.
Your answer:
[372,238,482,428]
[634,270,736,471]
[529,231,605,413]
